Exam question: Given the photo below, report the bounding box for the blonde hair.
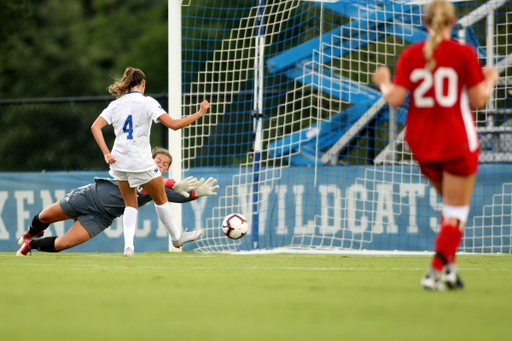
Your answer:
[423,0,455,71]
[108,67,146,98]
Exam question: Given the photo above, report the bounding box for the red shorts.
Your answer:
[417,150,479,183]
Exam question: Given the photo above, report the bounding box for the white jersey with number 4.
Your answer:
[100,91,166,172]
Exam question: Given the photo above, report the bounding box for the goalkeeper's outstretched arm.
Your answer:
[165,177,219,203]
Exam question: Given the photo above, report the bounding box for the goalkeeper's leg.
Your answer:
[18,202,71,246]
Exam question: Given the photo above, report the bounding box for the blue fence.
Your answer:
[1,164,511,253]
[0,171,167,253]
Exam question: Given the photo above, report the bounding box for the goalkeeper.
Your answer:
[16,148,219,256]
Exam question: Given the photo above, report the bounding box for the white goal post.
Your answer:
[168,0,183,252]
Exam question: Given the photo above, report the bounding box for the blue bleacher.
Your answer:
[267,3,425,165]
[267,1,500,165]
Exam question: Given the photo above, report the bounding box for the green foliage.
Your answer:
[0,0,169,99]
[0,0,170,171]
[0,96,168,171]
[0,0,34,66]
[0,101,113,171]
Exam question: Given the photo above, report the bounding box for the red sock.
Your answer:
[431,222,463,271]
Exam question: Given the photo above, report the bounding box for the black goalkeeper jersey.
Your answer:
[82,177,194,220]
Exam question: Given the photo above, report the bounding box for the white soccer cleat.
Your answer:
[421,276,444,291]
[172,229,203,249]
[442,263,464,290]
[421,267,444,291]
[123,247,134,257]
[18,231,44,246]
[16,240,32,257]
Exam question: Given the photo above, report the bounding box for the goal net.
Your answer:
[176,0,511,253]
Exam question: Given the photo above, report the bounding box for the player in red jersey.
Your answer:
[372,0,499,290]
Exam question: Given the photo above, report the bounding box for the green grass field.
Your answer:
[1,253,511,341]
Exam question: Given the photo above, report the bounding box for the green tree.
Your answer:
[0,0,170,171]
[0,0,169,99]
[0,1,34,76]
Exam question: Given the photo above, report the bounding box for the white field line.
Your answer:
[230,249,511,256]
[233,249,435,256]
[7,263,512,272]
[0,254,213,258]
[1,251,507,258]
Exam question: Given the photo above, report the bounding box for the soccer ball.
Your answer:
[222,213,249,240]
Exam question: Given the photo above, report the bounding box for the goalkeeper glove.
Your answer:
[192,177,219,198]
[166,176,198,198]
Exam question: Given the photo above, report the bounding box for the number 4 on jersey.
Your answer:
[123,115,133,140]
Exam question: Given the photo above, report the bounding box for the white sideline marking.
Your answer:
[0,254,213,258]
[230,249,510,256]
[78,254,213,258]
[233,249,436,256]
[10,263,512,272]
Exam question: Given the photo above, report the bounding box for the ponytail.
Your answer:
[423,0,455,71]
[108,67,146,98]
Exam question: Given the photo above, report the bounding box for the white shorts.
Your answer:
[109,168,162,188]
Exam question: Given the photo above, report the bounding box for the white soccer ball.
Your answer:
[222,213,249,240]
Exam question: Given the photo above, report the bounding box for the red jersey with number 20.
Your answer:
[393,39,485,162]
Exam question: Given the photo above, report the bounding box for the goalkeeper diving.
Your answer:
[16,148,219,256]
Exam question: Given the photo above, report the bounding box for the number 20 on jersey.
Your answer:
[411,67,458,108]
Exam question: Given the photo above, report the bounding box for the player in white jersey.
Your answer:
[100,91,167,172]
[91,67,209,249]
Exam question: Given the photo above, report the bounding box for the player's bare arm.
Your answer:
[372,66,408,108]
[468,67,499,110]
[158,100,210,130]
[91,116,117,164]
